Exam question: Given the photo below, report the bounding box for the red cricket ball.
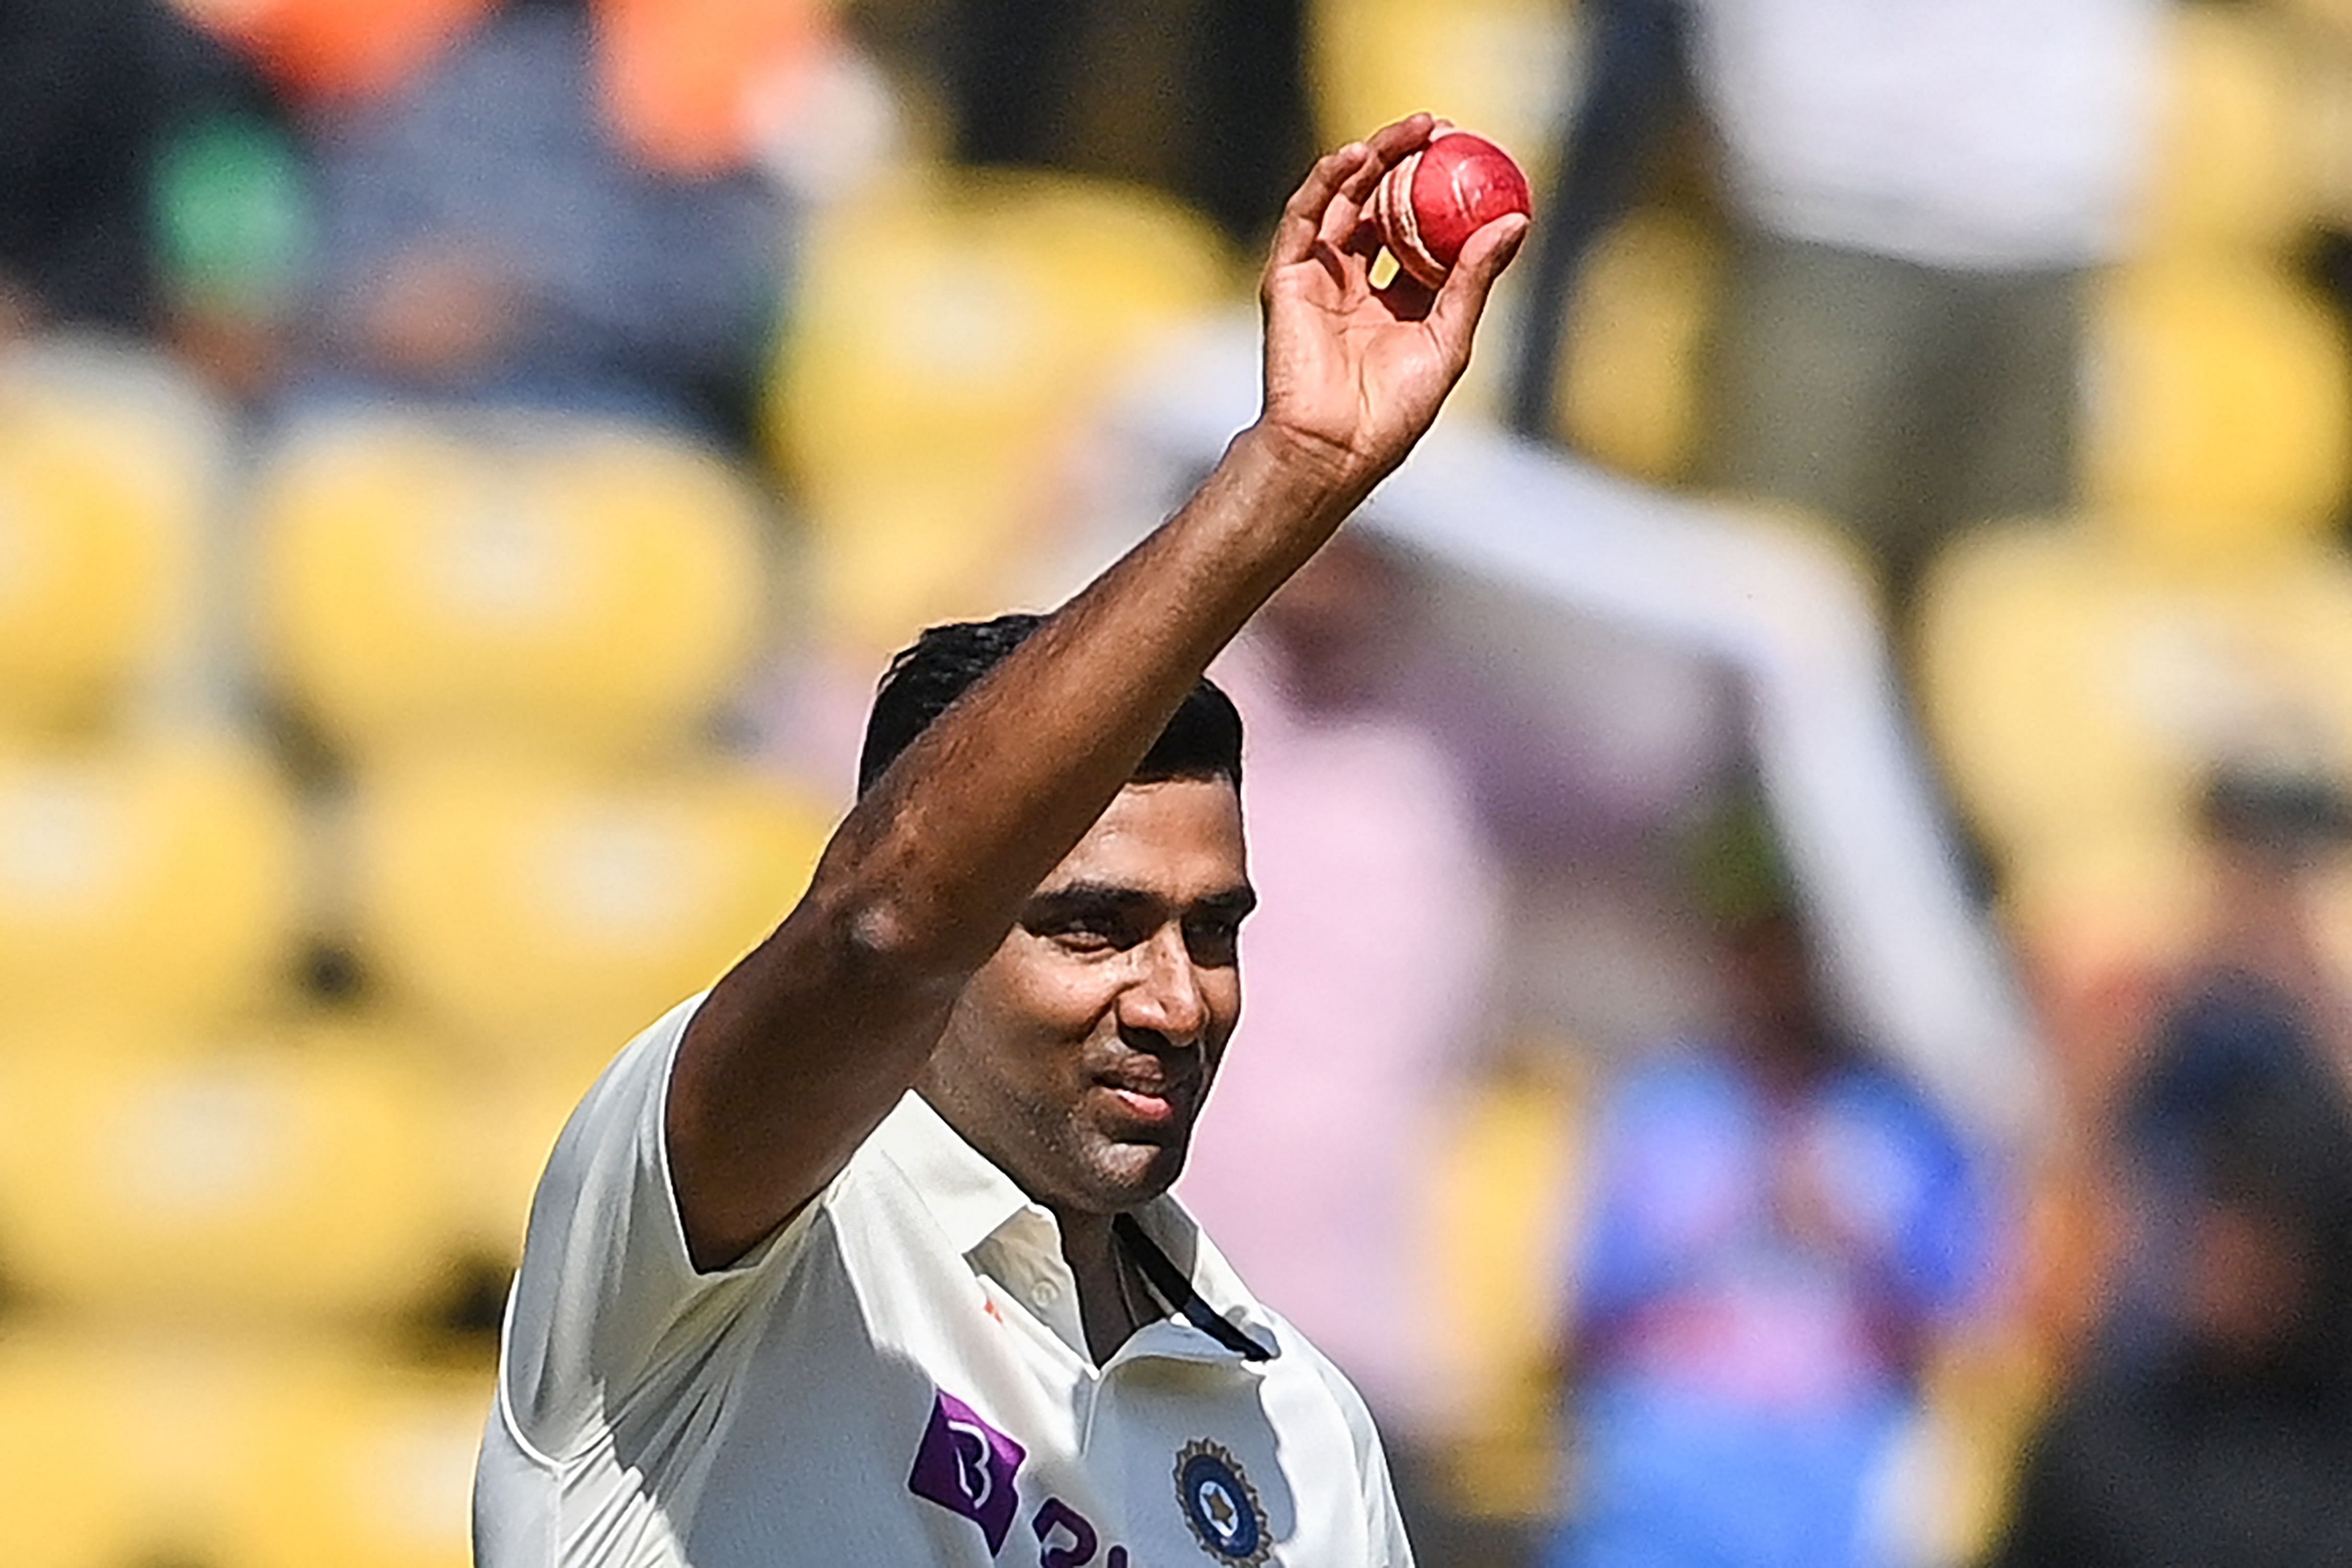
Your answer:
[1370,126,1532,289]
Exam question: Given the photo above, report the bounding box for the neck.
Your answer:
[1053,1204,1145,1364]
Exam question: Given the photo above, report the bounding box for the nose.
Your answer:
[1121,925,1209,1047]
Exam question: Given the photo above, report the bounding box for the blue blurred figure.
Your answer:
[1552,809,2002,1568]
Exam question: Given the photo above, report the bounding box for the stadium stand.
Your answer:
[1920,0,2352,918]
[1304,0,1572,192]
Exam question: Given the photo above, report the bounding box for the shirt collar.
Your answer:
[868,1090,1040,1258]
[867,1091,1280,1354]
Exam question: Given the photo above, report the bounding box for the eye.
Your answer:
[1037,912,1143,954]
[1182,914,1243,968]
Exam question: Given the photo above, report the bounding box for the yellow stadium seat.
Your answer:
[1555,209,1724,486]
[769,169,1235,650]
[0,1331,482,1568]
[348,753,834,1052]
[806,462,1058,649]
[2084,259,2352,561]
[221,1354,486,1568]
[258,414,771,764]
[0,737,302,1027]
[440,1053,605,1263]
[1919,522,2352,869]
[0,1332,150,1568]
[0,346,220,737]
[1306,0,1573,188]
[2131,4,2311,257]
[0,1026,452,1324]
[1421,1050,1588,1521]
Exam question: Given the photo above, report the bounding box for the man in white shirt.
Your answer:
[473,114,1527,1567]
[1510,0,2158,604]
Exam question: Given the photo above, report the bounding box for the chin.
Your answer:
[1074,1134,1189,1214]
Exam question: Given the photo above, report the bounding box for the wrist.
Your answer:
[1228,420,1380,519]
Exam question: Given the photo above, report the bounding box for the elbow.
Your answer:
[775,830,1001,990]
[823,891,994,991]
[835,895,928,973]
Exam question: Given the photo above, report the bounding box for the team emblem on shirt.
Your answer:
[1174,1439,1270,1565]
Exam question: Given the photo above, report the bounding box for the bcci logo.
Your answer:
[1174,1439,1270,1566]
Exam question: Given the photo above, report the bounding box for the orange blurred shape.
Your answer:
[173,0,495,106]
[594,0,838,176]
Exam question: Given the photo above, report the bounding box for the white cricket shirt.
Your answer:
[474,994,1416,1567]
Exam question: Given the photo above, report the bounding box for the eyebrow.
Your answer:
[1021,881,1258,925]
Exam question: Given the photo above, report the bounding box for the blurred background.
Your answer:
[7,0,2352,1563]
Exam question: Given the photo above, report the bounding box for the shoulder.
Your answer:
[1150,1203,1387,1458]
[1255,1307,1392,1472]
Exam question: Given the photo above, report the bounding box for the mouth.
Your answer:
[1094,1074,1197,1130]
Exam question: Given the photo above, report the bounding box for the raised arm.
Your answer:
[667,116,1528,1268]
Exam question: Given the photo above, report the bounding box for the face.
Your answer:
[917,778,1253,1218]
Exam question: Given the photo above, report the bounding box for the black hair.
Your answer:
[856,613,1244,798]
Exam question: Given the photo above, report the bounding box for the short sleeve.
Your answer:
[1358,1417,1419,1568]
[495,993,820,1461]
[1304,1336,1418,1568]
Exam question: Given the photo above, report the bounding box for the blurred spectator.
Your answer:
[2112,767,2352,1344]
[1996,1055,2352,1565]
[0,0,308,390]
[297,0,815,441]
[1994,764,2352,1567]
[862,0,1313,245]
[191,0,498,109]
[1550,806,2002,1568]
[1175,537,1504,1553]
[1508,0,2160,605]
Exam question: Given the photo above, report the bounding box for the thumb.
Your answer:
[1428,212,1530,350]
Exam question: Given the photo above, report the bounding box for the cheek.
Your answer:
[967,944,1123,1063]
[1206,970,1242,1032]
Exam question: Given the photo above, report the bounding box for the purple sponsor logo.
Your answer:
[908,1389,1026,1554]
[1033,1498,1099,1567]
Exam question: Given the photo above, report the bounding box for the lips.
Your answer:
[1094,1070,1197,1128]
[1104,1086,1180,1125]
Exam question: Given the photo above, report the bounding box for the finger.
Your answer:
[1312,114,1437,268]
[1371,269,1438,324]
[1269,142,1374,270]
[1318,148,1393,254]
[1362,112,1436,169]
[1426,212,1530,346]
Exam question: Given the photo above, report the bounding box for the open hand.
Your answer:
[1256,114,1529,496]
